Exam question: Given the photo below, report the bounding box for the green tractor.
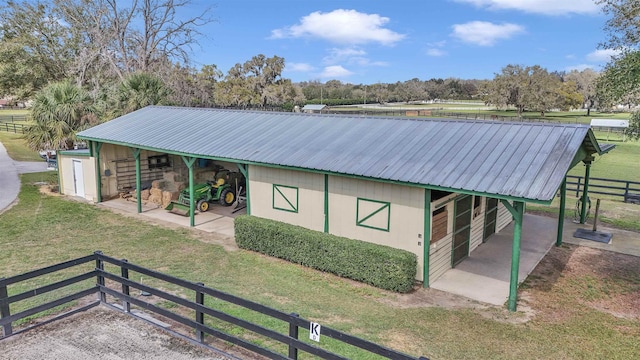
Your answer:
[165,169,245,216]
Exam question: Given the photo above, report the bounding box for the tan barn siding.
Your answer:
[59,155,96,202]
[428,198,455,282]
[328,176,425,281]
[496,201,513,232]
[469,196,485,252]
[249,165,325,232]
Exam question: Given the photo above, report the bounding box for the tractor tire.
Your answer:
[219,188,235,206]
[197,199,209,212]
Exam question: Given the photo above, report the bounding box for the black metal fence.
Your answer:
[566,175,640,203]
[1,252,429,360]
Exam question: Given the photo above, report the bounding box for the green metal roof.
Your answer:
[78,106,604,204]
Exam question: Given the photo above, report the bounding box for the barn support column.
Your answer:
[423,189,432,288]
[182,156,197,227]
[94,142,103,203]
[236,164,250,215]
[580,157,594,224]
[500,199,524,312]
[132,148,141,213]
[556,178,567,247]
[324,174,329,233]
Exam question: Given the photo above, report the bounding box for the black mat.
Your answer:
[573,228,613,244]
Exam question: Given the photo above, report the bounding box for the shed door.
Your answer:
[452,195,472,266]
[73,160,85,198]
[484,198,499,242]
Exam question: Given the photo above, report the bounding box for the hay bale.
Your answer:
[161,191,174,208]
[149,193,162,205]
[151,180,165,189]
[141,189,150,201]
[163,171,180,183]
[150,188,163,197]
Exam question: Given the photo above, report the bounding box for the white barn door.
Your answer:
[72,160,85,198]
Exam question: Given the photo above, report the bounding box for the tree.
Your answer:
[597,50,640,106]
[25,81,98,151]
[114,72,171,116]
[626,111,640,140]
[0,1,76,99]
[597,0,640,50]
[565,69,600,115]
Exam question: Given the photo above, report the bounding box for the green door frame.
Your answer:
[132,148,142,214]
[236,164,250,215]
[500,199,525,312]
[94,142,103,203]
[556,178,567,247]
[423,188,432,287]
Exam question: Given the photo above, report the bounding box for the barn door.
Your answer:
[452,195,472,266]
[73,160,85,198]
[484,198,499,242]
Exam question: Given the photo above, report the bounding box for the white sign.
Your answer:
[309,322,321,342]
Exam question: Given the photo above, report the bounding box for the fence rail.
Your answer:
[566,175,640,202]
[0,122,27,134]
[0,252,428,360]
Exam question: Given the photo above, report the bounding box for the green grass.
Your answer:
[0,131,42,161]
[1,173,640,359]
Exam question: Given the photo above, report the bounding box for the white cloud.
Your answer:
[586,49,622,62]
[286,63,315,72]
[451,21,525,46]
[565,64,595,72]
[319,65,353,78]
[323,47,367,64]
[270,9,405,45]
[453,0,599,15]
[566,54,576,59]
[427,48,447,57]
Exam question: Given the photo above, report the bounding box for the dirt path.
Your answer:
[0,307,231,360]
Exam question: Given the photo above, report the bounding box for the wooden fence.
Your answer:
[0,122,27,134]
[0,252,429,360]
[566,175,640,203]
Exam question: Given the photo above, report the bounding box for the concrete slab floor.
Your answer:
[431,213,640,307]
[98,198,244,237]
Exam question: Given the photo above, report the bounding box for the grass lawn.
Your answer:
[1,173,639,359]
[0,131,43,162]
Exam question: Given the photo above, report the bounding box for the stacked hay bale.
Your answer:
[129,171,185,208]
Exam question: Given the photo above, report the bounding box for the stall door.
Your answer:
[483,198,499,242]
[73,160,85,198]
[452,195,472,266]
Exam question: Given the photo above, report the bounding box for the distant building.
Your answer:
[301,104,328,114]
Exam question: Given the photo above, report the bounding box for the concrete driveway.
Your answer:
[0,141,52,214]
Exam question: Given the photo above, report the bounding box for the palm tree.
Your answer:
[24,81,98,151]
[115,72,171,116]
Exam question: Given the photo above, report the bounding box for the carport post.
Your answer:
[556,178,567,247]
[182,156,197,227]
[132,148,142,213]
[500,200,524,312]
[423,188,432,287]
[94,142,103,203]
[236,164,250,215]
[580,158,593,224]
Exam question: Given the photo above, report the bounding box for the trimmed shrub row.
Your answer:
[234,215,417,292]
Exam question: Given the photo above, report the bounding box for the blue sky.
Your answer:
[189,0,617,84]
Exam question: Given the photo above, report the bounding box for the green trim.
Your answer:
[88,140,93,157]
[500,200,524,312]
[56,162,62,195]
[236,164,250,215]
[356,198,391,232]
[58,150,90,157]
[132,148,142,214]
[272,184,299,213]
[181,156,197,227]
[324,174,329,233]
[94,142,103,203]
[76,135,555,205]
[557,178,567,247]
[423,189,432,288]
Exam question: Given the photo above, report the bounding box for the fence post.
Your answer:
[576,177,582,198]
[288,313,299,360]
[195,282,205,343]
[95,251,106,303]
[121,259,130,313]
[624,182,630,202]
[0,279,12,337]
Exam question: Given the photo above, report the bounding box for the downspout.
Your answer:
[580,157,593,224]
[95,142,103,203]
[236,164,250,215]
[132,148,141,213]
[182,156,197,227]
[324,174,329,233]
[423,188,432,288]
[501,199,524,312]
[556,178,567,247]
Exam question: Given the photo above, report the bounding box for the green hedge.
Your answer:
[234,215,417,292]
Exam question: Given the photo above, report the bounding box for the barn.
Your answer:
[58,106,606,311]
